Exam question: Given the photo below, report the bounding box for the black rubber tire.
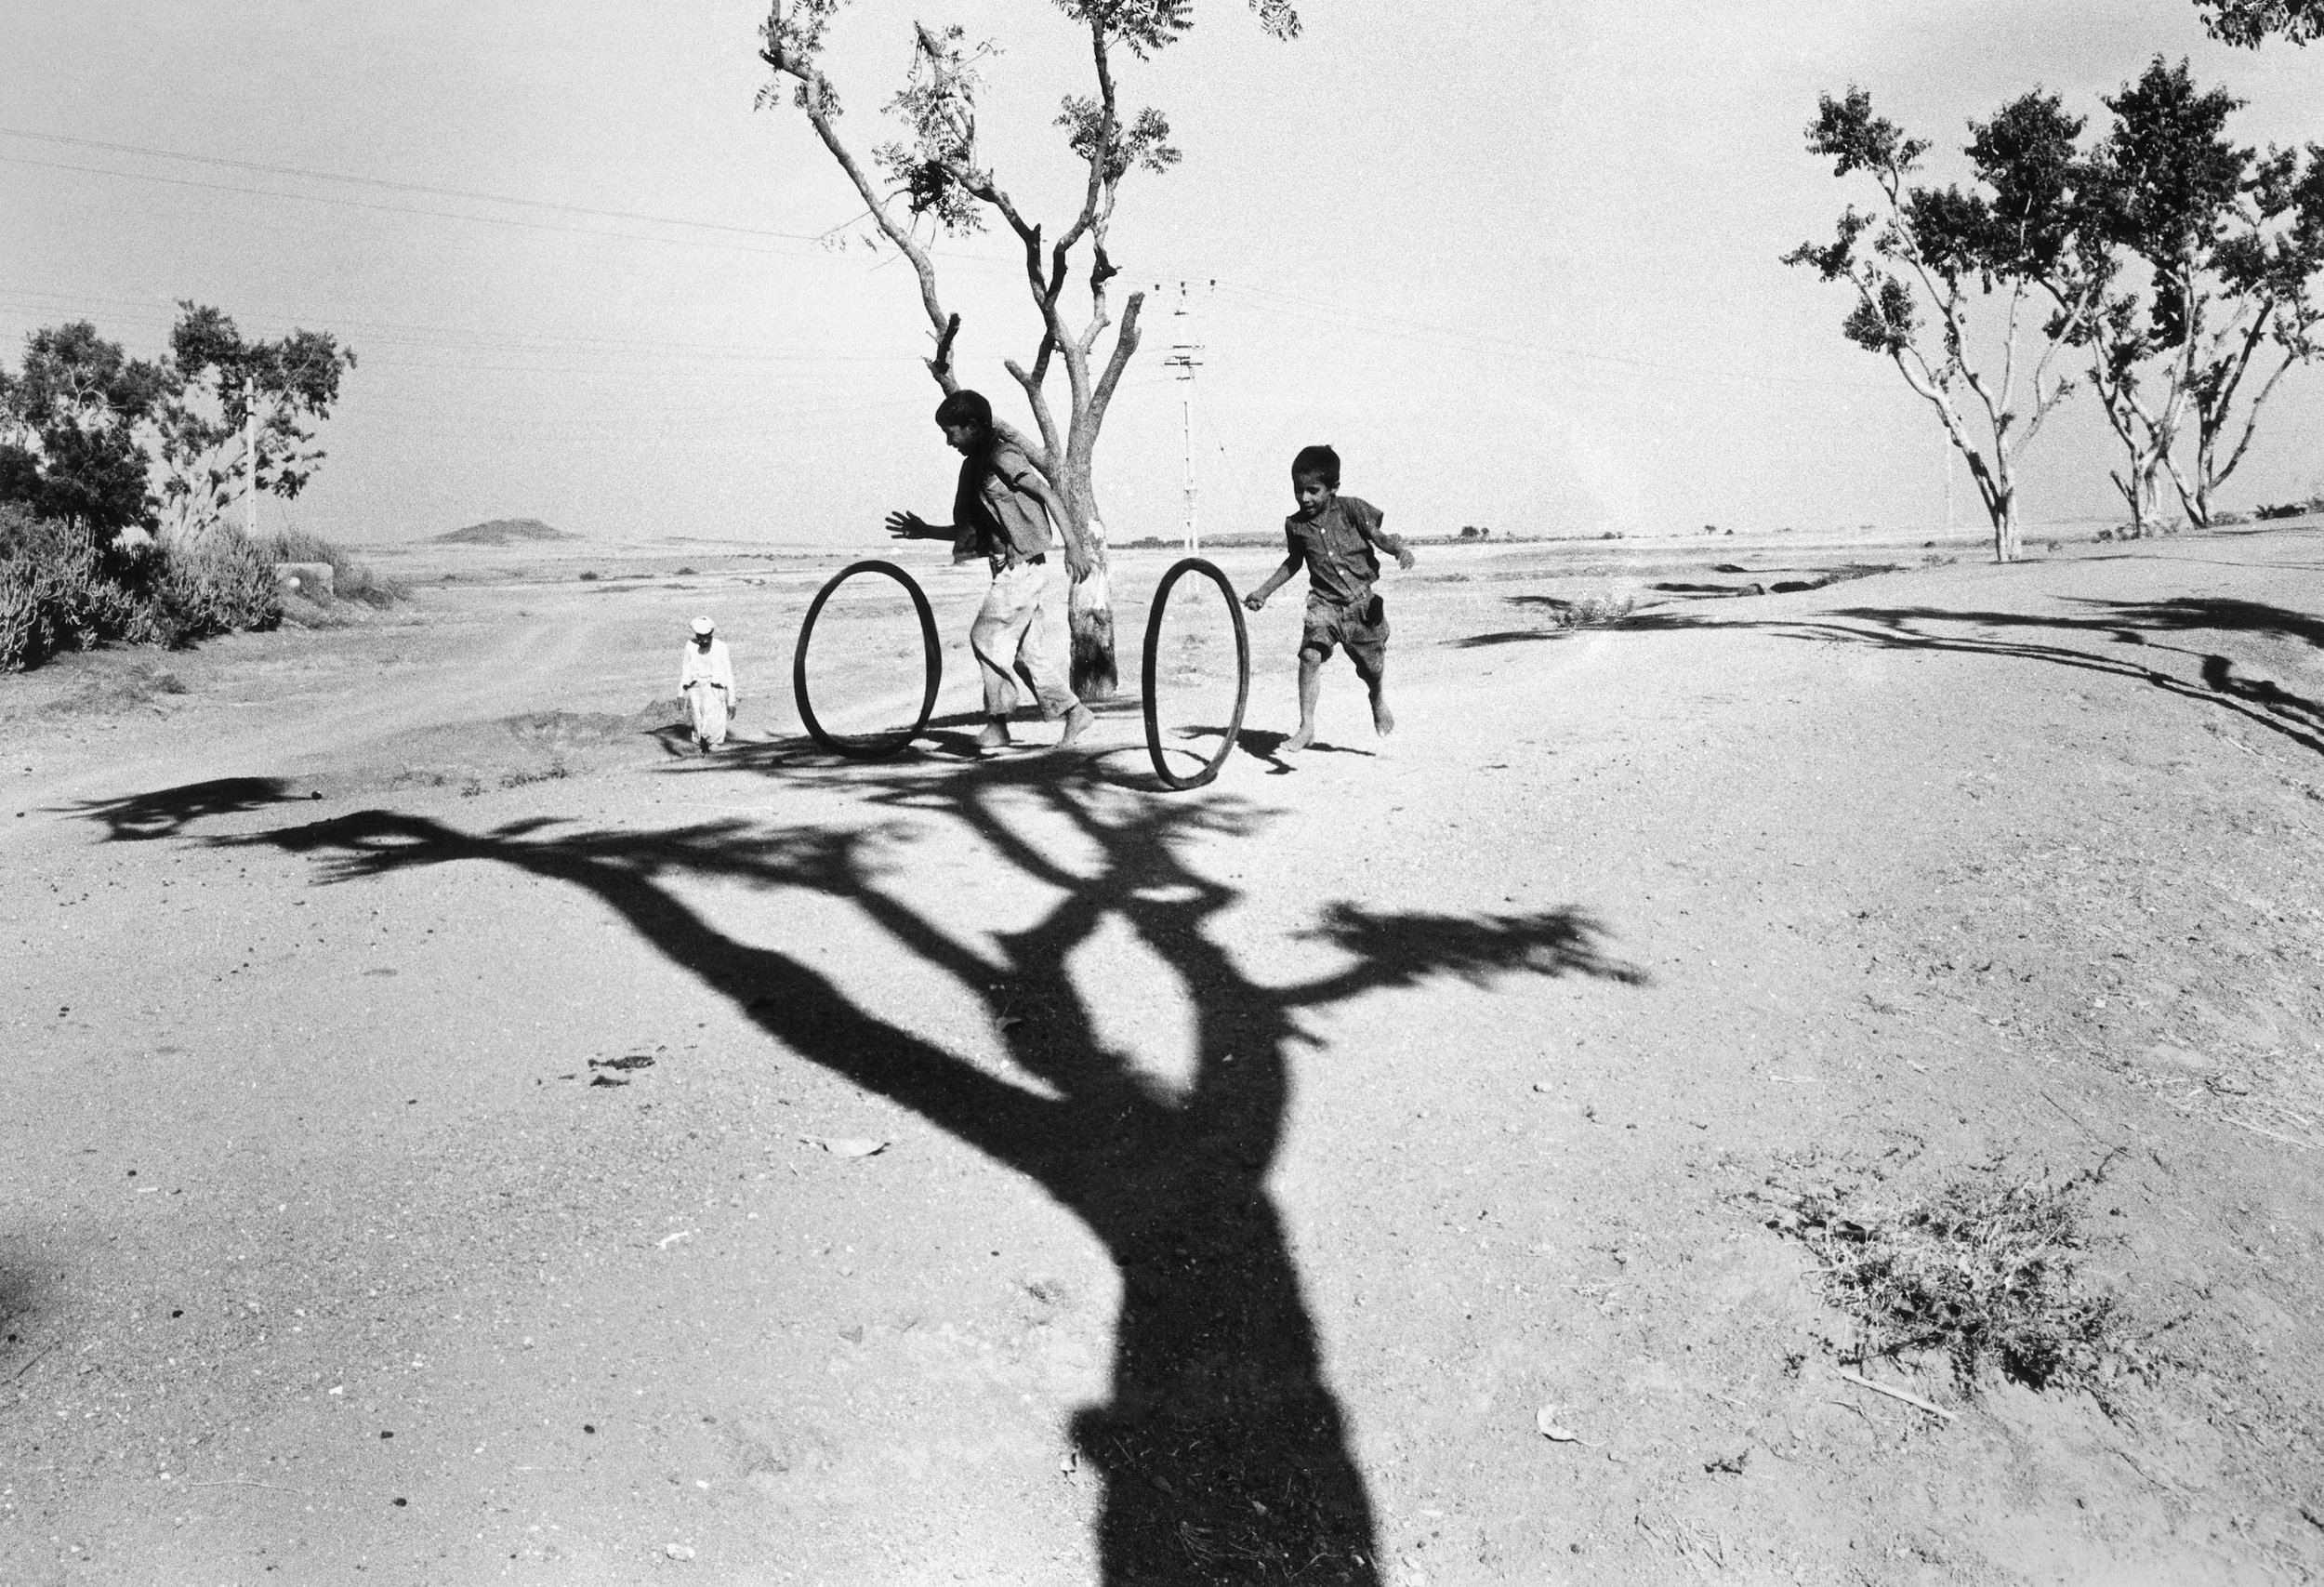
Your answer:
[1141,557,1251,790]
[792,560,942,760]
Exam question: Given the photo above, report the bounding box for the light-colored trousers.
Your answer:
[685,682,730,747]
[971,559,1078,720]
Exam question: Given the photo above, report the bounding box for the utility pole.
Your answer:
[244,382,259,542]
[1159,281,1209,552]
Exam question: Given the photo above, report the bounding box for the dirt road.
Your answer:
[4,527,2321,1584]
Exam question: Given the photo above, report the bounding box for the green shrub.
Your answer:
[0,506,282,669]
[151,532,282,643]
[257,528,407,607]
[1,508,107,669]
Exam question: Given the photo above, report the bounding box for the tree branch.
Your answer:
[769,46,962,397]
[2213,343,2299,485]
[1087,290,1145,431]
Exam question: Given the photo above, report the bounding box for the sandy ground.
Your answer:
[3,522,2321,1585]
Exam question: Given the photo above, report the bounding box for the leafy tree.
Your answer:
[1786,88,2100,562]
[2174,141,2324,523]
[2200,0,2324,45]
[156,303,356,541]
[2060,61,2247,536]
[0,321,174,538]
[757,0,1301,697]
[2074,60,2324,530]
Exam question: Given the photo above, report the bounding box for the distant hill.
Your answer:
[434,517,579,547]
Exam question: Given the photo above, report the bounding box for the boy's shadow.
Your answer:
[1183,725,1377,775]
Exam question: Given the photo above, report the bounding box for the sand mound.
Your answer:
[435,517,579,547]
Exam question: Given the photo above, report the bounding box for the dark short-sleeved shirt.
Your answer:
[1285,496,1386,607]
[952,443,1056,569]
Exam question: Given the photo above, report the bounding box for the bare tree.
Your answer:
[1787,89,2099,562]
[758,1,1301,698]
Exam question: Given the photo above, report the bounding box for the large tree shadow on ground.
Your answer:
[164,750,1645,1584]
[70,774,310,839]
[1624,595,2324,757]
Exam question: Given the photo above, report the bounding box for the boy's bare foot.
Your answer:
[1056,703,1096,749]
[1283,726,1314,753]
[1372,700,1395,736]
[977,720,1012,750]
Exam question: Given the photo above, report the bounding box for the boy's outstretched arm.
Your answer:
[882,509,952,541]
[1359,514,1417,570]
[1243,552,1301,611]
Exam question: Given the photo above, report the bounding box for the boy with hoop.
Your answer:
[1243,444,1415,751]
[885,390,1097,752]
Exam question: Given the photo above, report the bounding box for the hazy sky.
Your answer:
[6,1,2322,546]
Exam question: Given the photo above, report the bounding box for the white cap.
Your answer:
[691,615,715,635]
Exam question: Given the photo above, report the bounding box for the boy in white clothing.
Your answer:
[680,615,736,752]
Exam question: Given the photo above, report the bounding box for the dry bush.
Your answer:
[1552,592,1635,628]
[258,528,407,607]
[1774,1170,2133,1393]
[39,658,188,718]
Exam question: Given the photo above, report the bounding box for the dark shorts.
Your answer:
[1302,593,1389,668]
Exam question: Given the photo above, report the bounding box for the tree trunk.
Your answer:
[2161,441,2212,529]
[2128,456,2164,538]
[1990,482,2021,562]
[1961,443,2020,563]
[1053,468,1117,701]
[2111,469,2146,539]
[1070,523,1118,701]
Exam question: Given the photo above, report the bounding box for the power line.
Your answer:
[0,125,818,241]
[0,152,838,259]
[0,286,924,365]
[1211,282,1884,392]
[0,132,1879,395]
[0,127,1015,270]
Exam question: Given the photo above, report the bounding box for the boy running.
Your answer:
[1242,444,1415,751]
[884,389,1097,752]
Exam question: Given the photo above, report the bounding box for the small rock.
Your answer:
[666,1543,695,1561]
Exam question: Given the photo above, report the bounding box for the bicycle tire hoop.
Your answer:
[792,559,943,760]
[1140,556,1251,791]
